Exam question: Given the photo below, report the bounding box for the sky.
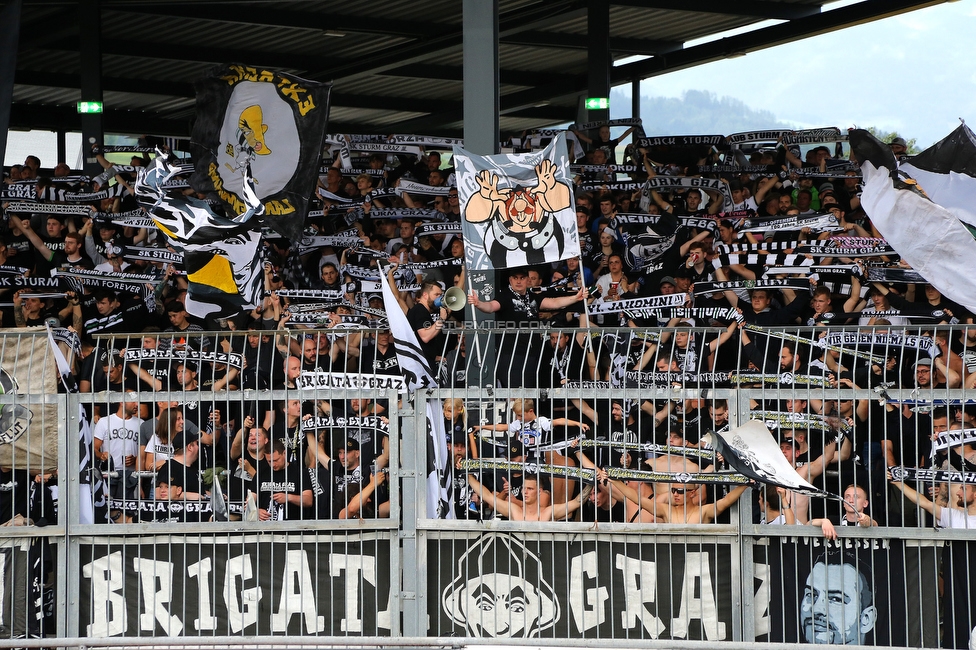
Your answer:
[5,0,976,166]
[610,0,976,149]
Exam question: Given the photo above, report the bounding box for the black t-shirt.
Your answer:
[82,296,152,336]
[407,303,443,368]
[330,462,367,514]
[155,458,204,522]
[306,461,335,520]
[359,343,401,376]
[251,459,309,521]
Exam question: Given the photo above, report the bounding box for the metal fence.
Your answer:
[0,325,972,648]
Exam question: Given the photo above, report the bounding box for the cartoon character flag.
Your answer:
[135,152,265,319]
[455,132,580,270]
[190,63,332,241]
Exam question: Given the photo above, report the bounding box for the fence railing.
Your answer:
[0,325,971,648]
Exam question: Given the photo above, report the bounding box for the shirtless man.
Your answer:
[466,474,591,522]
[597,466,748,524]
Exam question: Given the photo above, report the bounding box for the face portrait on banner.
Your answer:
[801,554,878,645]
[442,533,559,637]
[455,133,580,271]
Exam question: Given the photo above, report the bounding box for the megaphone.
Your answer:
[442,286,467,312]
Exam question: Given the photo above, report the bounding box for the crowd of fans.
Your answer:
[1,127,975,534]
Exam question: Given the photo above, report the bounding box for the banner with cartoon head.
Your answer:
[0,330,58,472]
[455,133,581,270]
[190,63,332,242]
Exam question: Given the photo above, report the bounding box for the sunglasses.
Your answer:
[671,487,693,495]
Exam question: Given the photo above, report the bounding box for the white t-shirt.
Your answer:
[144,434,175,466]
[508,417,553,449]
[92,414,144,468]
[938,507,976,530]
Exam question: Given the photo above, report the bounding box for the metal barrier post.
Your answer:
[731,389,757,642]
[384,388,403,637]
[398,390,421,636]
[64,391,81,639]
[54,393,68,639]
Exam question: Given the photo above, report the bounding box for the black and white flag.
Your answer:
[710,421,831,497]
[455,132,580,270]
[379,271,453,519]
[190,63,332,241]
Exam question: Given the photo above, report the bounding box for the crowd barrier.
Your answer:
[0,326,971,648]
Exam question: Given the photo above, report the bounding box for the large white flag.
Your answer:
[712,420,827,497]
[899,123,976,233]
[379,272,454,518]
[850,128,976,314]
[455,132,580,271]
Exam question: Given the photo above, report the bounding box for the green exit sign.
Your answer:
[585,97,609,110]
[77,101,103,114]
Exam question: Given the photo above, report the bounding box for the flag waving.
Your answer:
[190,63,332,242]
[898,122,976,234]
[711,420,828,497]
[849,128,976,313]
[135,153,265,320]
[379,270,454,518]
[455,132,580,271]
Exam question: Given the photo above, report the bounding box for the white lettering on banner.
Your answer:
[84,552,127,636]
[80,543,750,637]
[299,371,405,390]
[330,553,375,633]
[187,558,218,631]
[753,562,770,637]
[570,551,609,632]
[133,558,183,636]
[271,550,325,633]
[223,554,262,633]
[670,552,725,640]
[616,554,666,637]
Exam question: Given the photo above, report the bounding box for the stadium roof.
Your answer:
[9,0,948,138]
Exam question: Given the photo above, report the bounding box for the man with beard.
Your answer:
[800,551,878,645]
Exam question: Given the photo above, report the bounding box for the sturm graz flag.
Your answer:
[190,63,332,242]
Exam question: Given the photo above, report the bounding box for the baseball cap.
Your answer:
[176,359,199,373]
[914,358,933,368]
[891,137,908,147]
[171,428,200,451]
[508,269,529,278]
[506,439,526,458]
[819,182,835,194]
[659,276,677,287]
[100,349,124,367]
[339,438,360,452]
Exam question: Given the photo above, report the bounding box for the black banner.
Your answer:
[190,63,332,241]
[762,537,910,646]
[431,533,734,640]
[79,535,392,637]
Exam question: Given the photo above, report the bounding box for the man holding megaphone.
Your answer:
[408,280,450,368]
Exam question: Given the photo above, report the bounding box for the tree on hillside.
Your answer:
[865,127,920,155]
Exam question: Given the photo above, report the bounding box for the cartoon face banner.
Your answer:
[455,133,580,270]
[190,64,332,242]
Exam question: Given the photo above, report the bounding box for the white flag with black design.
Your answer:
[455,132,580,270]
[711,420,827,497]
[850,128,976,313]
[379,272,454,518]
